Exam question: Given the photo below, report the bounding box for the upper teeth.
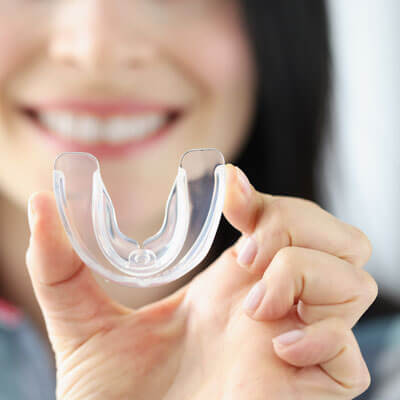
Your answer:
[38,112,168,144]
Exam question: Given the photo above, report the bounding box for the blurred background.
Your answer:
[322,1,400,398]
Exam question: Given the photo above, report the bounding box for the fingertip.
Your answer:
[272,319,351,368]
[223,164,258,234]
[28,190,54,210]
[223,164,246,210]
[29,191,69,248]
[28,191,57,229]
[272,329,314,367]
[236,235,258,268]
[243,279,292,322]
[243,280,266,314]
[26,190,80,285]
[273,329,305,349]
[234,166,253,199]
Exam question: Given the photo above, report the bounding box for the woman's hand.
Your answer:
[26,165,377,400]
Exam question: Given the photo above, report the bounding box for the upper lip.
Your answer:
[20,99,182,118]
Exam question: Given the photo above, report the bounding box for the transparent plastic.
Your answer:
[53,148,226,287]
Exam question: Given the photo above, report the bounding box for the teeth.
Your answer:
[37,112,169,144]
[77,116,101,141]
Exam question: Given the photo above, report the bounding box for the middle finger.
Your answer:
[242,246,378,327]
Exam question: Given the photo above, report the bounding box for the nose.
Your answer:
[48,0,157,72]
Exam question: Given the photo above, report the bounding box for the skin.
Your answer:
[0,0,255,318]
[0,1,376,398]
[27,166,377,399]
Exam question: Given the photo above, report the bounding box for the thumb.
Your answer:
[26,191,126,348]
[223,164,270,236]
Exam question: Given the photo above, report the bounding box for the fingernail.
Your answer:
[273,329,305,346]
[237,235,257,266]
[243,280,265,312]
[236,166,252,198]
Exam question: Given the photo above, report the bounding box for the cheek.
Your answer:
[176,6,255,96]
[0,24,24,80]
[175,16,256,161]
[0,10,45,84]
[193,30,254,93]
[0,9,49,206]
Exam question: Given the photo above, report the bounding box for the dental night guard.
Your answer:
[53,148,226,287]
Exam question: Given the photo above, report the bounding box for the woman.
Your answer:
[0,1,376,399]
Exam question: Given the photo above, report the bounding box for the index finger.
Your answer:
[26,191,127,346]
[223,164,372,273]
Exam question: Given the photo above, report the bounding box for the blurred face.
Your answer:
[0,0,256,240]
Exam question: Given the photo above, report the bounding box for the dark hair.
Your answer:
[208,0,331,260]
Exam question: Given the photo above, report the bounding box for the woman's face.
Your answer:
[0,0,256,240]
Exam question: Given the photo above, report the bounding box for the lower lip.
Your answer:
[23,112,178,159]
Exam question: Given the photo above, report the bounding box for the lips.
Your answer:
[20,100,182,158]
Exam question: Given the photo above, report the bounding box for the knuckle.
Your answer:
[300,198,322,210]
[270,248,303,299]
[268,198,288,232]
[250,193,266,231]
[348,225,373,265]
[352,363,371,395]
[269,197,321,246]
[273,247,300,273]
[358,270,379,306]
[266,247,302,302]
[319,318,371,397]
[275,195,320,210]
[321,318,352,345]
[331,322,371,396]
[360,369,372,393]
[271,196,290,212]
[271,196,299,221]
[261,199,292,248]
[359,370,372,394]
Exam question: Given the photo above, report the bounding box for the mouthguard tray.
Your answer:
[53,148,226,287]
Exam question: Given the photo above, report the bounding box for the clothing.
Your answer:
[0,299,55,400]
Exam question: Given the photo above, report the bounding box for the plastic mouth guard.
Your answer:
[53,148,226,287]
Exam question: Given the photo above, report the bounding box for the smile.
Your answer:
[20,101,182,158]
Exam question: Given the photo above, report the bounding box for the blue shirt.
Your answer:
[0,299,55,400]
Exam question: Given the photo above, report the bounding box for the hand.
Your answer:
[26,165,376,400]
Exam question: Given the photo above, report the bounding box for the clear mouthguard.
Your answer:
[53,149,226,287]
